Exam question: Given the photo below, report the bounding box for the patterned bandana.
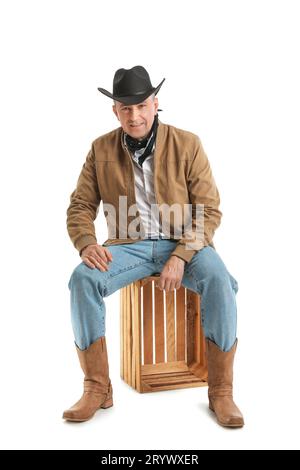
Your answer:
[125,114,159,166]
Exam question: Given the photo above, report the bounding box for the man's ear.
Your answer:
[112,105,119,120]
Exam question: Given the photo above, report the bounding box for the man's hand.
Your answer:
[156,255,186,292]
[81,244,113,271]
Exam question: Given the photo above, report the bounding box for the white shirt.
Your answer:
[123,134,169,239]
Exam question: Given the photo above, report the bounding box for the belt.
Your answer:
[143,235,170,240]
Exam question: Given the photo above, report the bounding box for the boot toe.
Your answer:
[62,407,89,422]
[229,413,244,427]
[220,414,244,427]
[63,411,91,422]
[62,409,80,421]
[63,410,75,421]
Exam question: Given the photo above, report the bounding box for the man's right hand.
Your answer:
[81,244,113,271]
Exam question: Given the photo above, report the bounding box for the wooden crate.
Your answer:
[120,275,208,393]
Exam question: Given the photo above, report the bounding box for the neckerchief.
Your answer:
[125,114,159,166]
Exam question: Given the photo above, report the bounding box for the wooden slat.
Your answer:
[123,286,128,384]
[141,372,207,391]
[144,374,203,385]
[193,293,201,364]
[130,284,136,389]
[176,287,185,361]
[144,371,192,380]
[165,291,175,362]
[141,275,160,286]
[143,281,153,364]
[120,289,124,379]
[133,281,142,392]
[124,286,130,384]
[186,290,195,365]
[142,360,188,375]
[154,284,165,363]
[126,285,132,386]
[126,284,131,385]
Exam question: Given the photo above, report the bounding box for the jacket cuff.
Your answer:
[77,235,97,256]
[172,240,216,263]
[171,244,198,264]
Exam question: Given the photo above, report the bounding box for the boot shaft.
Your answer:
[76,336,110,387]
[206,338,237,396]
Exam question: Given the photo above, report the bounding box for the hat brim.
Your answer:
[98,78,165,105]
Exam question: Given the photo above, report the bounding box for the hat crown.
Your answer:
[113,66,153,97]
[98,65,165,106]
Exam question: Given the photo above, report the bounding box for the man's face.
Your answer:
[113,95,159,140]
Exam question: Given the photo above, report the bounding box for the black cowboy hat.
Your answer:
[98,65,165,106]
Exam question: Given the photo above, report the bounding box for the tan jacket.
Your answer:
[66,119,222,263]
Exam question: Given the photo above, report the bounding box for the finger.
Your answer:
[169,280,177,292]
[158,277,165,290]
[88,256,108,272]
[92,252,108,268]
[164,279,172,292]
[94,245,108,260]
[95,246,111,263]
[104,248,113,262]
[175,280,181,290]
[82,257,95,269]
[89,249,108,267]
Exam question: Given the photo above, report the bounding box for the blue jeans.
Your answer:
[68,240,239,352]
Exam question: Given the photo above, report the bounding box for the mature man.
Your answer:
[63,65,244,427]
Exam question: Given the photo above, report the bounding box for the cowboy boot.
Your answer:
[63,336,113,422]
[206,338,244,428]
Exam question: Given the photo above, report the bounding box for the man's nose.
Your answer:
[130,108,140,121]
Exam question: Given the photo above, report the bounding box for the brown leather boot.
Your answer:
[206,338,244,428]
[63,336,113,422]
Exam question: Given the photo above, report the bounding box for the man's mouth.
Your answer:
[130,124,144,128]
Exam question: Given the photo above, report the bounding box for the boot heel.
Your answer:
[101,397,113,409]
[209,398,215,412]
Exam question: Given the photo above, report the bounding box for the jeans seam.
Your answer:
[103,261,155,297]
[184,268,203,296]
[107,260,153,279]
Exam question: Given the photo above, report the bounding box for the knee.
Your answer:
[205,268,235,293]
[68,262,86,288]
[68,262,103,292]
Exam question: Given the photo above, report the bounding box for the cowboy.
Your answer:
[63,65,244,427]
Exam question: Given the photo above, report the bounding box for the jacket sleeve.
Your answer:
[171,136,222,263]
[66,143,101,255]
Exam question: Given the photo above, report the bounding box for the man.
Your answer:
[63,65,244,427]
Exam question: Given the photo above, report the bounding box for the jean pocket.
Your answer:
[227,271,239,294]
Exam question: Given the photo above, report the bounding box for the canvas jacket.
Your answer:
[66,118,222,263]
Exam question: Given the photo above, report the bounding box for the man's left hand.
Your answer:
[156,255,186,292]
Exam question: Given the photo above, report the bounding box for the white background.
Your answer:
[1,0,300,450]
